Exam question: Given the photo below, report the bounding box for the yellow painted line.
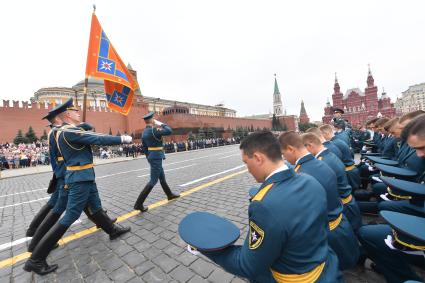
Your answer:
[0,169,248,269]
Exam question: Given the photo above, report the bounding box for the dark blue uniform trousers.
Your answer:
[46,185,60,207]
[52,178,66,214]
[343,198,362,233]
[59,181,102,226]
[358,224,425,283]
[148,159,167,187]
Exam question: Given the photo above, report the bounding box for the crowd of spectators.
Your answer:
[0,141,50,170]
[1,137,241,171]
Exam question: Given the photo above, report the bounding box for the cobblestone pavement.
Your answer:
[0,144,388,282]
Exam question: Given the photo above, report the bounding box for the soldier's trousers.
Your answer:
[52,178,66,214]
[46,184,60,207]
[148,159,167,187]
[59,181,102,226]
[358,224,424,283]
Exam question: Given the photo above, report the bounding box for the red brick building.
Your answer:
[299,100,310,124]
[322,67,396,126]
[0,72,301,143]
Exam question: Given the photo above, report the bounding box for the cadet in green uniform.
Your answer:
[202,131,343,282]
[24,98,132,275]
[134,112,179,212]
[280,131,359,270]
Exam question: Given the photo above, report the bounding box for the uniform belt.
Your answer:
[271,262,325,283]
[57,157,64,161]
[341,194,353,205]
[66,164,94,171]
[148,147,163,151]
[345,165,355,171]
[329,213,343,231]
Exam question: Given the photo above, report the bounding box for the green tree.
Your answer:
[298,123,317,132]
[40,129,48,141]
[25,126,38,143]
[116,130,121,136]
[14,129,27,145]
[109,127,112,135]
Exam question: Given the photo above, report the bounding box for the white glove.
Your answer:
[121,135,133,144]
[154,119,164,126]
[187,245,200,256]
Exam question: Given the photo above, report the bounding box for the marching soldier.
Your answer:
[25,109,63,237]
[134,112,179,212]
[24,98,132,275]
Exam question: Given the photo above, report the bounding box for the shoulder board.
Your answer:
[252,183,274,202]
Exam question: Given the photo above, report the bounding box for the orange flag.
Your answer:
[85,13,139,115]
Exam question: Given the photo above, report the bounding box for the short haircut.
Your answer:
[375,118,389,127]
[383,117,399,132]
[306,127,323,137]
[401,114,425,141]
[399,110,425,124]
[301,133,322,146]
[366,117,379,126]
[278,131,304,149]
[319,124,333,135]
[239,131,282,162]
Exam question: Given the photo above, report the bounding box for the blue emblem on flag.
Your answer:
[97,57,115,75]
[108,86,130,107]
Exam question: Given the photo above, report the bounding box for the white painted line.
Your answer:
[0,197,50,209]
[0,188,46,198]
[0,150,238,198]
[218,153,240,160]
[0,237,31,251]
[0,218,83,251]
[137,164,197,178]
[179,165,246,187]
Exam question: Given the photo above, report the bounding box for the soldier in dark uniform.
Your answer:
[134,112,179,212]
[332,107,347,130]
[202,131,343,282]
[279,131,359,270]
[302,132,362,233]
[320,124,361,191]
[24,98,132,275]
[27,121,119,253]
[377,114,425,217]
[25,110,63,237]
[306,127,343,160]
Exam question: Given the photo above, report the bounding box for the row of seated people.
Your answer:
[350,111,425,283]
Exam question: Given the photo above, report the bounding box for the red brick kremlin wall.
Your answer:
[1,99,297,143]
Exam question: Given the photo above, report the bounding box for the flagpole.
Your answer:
[82,77,88,122]
[83,5,96,122]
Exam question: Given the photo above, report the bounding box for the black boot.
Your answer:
[84,208,117,228]
[90,210,131,240]
[28,211,61,252]
[160,180,180,201]
[23,223,69,275]
[134,184,153,212]
[26,204,52,237]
